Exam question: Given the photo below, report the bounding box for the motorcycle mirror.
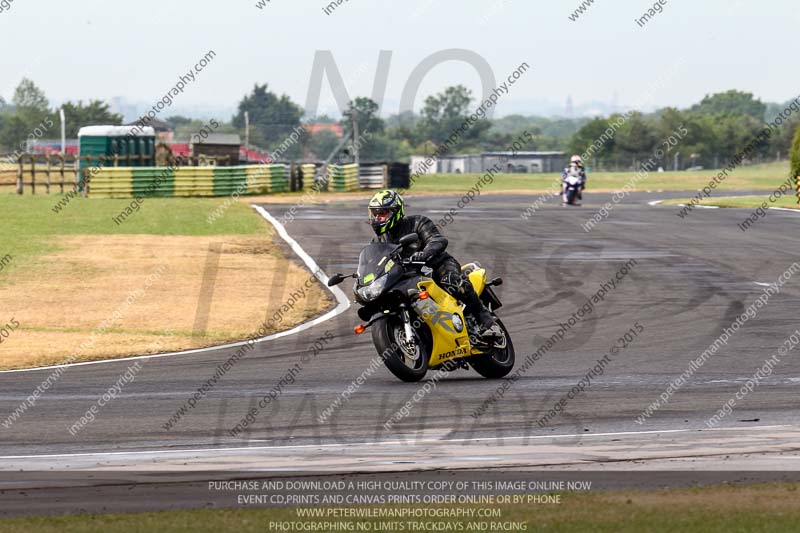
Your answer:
[327,274,346,287]
[399,234,419,247]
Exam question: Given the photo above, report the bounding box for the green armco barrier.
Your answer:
[242,165,288,194]
[171,167,215,197]
[87,164,288,198]
[132,167,176,197]
[212,167,248,197]
[88,167,174,198]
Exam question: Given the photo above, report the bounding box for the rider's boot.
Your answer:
[461,286,501,339]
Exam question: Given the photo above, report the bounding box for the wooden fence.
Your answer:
[0,162,16,186]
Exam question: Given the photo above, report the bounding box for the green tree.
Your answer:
[308,130,341,160]
[691,90,766,120]
[656,107,686,140]
[342,97,385,136]
[766,107,800,158]
[569,116,617,163]
[313,114,337,124]
[482,131,516,152]
[677,112,717,169]
[492,115,587,139]
[165,115,194,129]
[10,78,50,139]
[385,111,418,129]
[0,115,31,150]
[57,100,122,137]
[355,134,412,162]
[790,126,800,179]
[232,84,304,153]
[614,112,659,163]
[0,80,49,149]
[13,78,49,111]
[711,114,766,161]
[418,85,491,146]
[655,107,710,169]
[385,111,422,147]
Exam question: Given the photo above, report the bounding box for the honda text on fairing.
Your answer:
[328,233,515,383]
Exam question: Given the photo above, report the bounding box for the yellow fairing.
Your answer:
[412,279,471,367]
[467,269,487,296]
[461,263,488,296]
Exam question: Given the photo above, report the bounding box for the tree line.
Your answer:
[1,78,798,172]
[570,91,800,171]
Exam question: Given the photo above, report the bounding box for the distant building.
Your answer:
[306,123,344,137]
[192,133,241,165]
[125,118,174,141]
[28,139,79,156]
[410,151,565,175]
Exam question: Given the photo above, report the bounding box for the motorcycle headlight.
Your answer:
[356,275,389,302]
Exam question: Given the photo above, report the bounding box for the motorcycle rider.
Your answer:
[562,155,587,201]
[367,189,501,339]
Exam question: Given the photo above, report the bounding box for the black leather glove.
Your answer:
[410,252,427,264]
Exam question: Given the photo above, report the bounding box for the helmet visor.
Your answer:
[370,207,392,223]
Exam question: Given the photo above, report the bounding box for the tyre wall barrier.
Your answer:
[301,164,318,191]
[86,164,289,198]
[359,165,387,189]
[388,163,411,189]
[328,164,359,192]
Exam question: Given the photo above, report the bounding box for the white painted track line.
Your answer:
[0,426,792,460]
[649,198,799,213]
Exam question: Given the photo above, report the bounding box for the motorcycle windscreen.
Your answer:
[356,242,400,286]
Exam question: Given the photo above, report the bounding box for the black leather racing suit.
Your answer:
[374,215,494,329]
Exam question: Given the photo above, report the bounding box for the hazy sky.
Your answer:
[0,0,795,118]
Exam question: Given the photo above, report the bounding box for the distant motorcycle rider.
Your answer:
[367,189,501,339]
[562,155,587,200]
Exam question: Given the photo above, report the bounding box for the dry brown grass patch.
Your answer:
[0,234,332,370]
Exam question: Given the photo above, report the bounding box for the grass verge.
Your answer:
[247,161,792,204]
[0,195,331,369]
[0,195,266,273]
[661,194,799,209]
[408,161,791,194]
[0,482,797,532]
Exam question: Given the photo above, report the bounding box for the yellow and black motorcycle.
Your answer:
[328,234,515,382]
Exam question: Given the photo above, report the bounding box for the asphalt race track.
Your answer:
[1,191,799,512]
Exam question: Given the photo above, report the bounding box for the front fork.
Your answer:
[399,304,415,345]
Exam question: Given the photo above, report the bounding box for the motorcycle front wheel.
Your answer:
[373,316,430,383]
[565,188,577,205]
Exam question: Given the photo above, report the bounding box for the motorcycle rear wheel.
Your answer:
[373,316,431,383]
[469,318,515,379]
